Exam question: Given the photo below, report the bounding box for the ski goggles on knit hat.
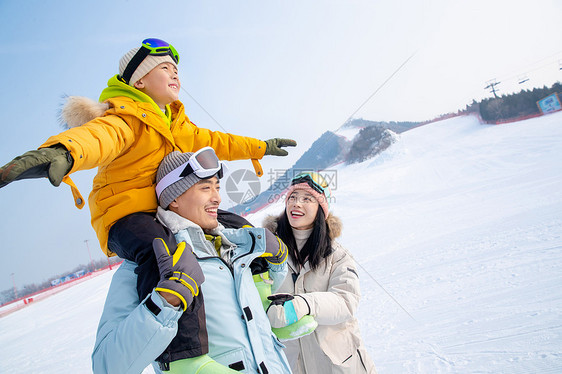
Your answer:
[291,172,331,198]
[156,147,224,202]
[287,172,332,217]
[120,38,180,84]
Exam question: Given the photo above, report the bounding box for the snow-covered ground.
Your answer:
[0,270,116,373]
[1,112,562,373]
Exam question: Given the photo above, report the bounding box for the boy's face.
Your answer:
[169,177,221,230]
[134,62,180,109]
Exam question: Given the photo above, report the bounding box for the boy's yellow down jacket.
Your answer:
[41,93,266,256]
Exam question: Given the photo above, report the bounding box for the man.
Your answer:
[93,148,291,374]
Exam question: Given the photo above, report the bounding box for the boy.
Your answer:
[93,148,291,373]
[0,38,295,365]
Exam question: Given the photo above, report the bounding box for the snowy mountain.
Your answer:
[1,112,562,373]
[337,118,419,138]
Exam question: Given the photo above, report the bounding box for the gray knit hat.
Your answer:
[156,151,201,209]
[119,47,178,86]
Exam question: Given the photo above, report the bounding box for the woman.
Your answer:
[264,172,377,374]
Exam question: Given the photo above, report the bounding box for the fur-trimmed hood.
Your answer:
[59,96,110,129]
[262,213,342,239]
[59,75,168,129]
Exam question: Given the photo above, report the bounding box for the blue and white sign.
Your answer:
[537,93,562,114]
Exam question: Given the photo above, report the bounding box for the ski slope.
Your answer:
[1,112,562,373]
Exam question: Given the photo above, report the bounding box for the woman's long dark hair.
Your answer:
[276,208,333,271]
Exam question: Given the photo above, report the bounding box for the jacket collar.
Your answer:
[156,207,235,259]
[60,76,189,138]
[99,75,170,124]
[157,206,228,234]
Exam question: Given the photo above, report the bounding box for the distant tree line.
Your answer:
[465,82,562,122]
[0,256,121,305]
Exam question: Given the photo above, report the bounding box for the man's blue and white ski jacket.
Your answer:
[92,208,290,374]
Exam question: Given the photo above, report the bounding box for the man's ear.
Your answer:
[169,200,179,209]
[133,79,144,89]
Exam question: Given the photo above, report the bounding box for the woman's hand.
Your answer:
[266,293,311,328]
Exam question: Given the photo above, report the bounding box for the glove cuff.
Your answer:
[155,280,195,311]
[294,294,311,316]
[170,271,200,296]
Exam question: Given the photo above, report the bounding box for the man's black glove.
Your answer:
[0,145,73,188]
[264,138,297,156]
[153,238,205,311]
[260,229,288,265]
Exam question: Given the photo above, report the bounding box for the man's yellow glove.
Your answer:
[260,229,288,265]
[153,238,205,311]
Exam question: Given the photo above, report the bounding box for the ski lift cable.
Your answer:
[491,50,562,85]
[355,260,417,321]
[180,86,229,133]
[179,50,417,145]
[180,48,559,134]
[500,62,559,83]
[336,50,418,133]
[484,59,560,95]
[504,49,562,76]
[179,86,265,172]
[264,50,418,179]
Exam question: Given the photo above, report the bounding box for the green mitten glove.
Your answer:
[255,279,318,341]
[266,293,318,341]
[266,293,310,328]
[153,238,205,311]
[271,315,318,341]
[264,138,297,156]
[253,271,274,310]
[0,145,73,188]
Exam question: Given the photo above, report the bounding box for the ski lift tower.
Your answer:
[11,273,18,299]
[485,79,501,98]
[84,239,95,272]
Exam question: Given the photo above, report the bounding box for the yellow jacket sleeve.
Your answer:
[176,123,267,176]
[39,116,135,174]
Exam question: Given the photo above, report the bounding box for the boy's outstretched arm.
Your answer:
[0,144,73,188]
[186,125,297,177]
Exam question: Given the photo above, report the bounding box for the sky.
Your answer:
[1,0,561,292]
[1,111,561,373]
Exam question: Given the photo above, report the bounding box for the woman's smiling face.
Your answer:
[285,189,319,230]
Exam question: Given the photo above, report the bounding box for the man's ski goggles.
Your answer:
[121,38,180,84]
[291,172,331,198]
[156,147,224,199]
